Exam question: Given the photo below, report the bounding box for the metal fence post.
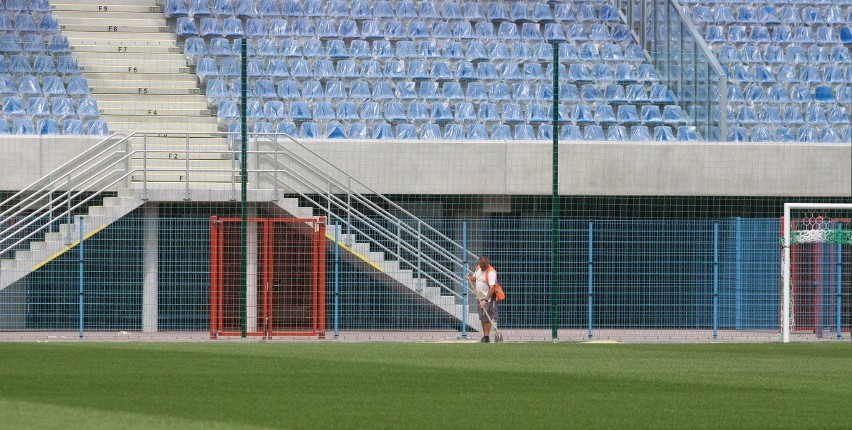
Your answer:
[836,223,842,340]
[334,224,340,339]
[78,216,85,339]
[462,220,468,339]
[735,217,742,330]
[713,222,719,340]
[588,221,594,339]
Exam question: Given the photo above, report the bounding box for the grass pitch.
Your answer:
[2,342,851,429]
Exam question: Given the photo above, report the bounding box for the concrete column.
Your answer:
[142,203,158,333]
[246,206,258,333]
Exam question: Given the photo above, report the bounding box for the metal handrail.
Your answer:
[257,133,478,265]
[1,131,476,304]
[253,135,475,298]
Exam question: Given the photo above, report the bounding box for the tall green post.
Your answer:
[239,37,248,338]
[550,43,559,342]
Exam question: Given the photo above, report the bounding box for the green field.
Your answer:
[2,342,851,429]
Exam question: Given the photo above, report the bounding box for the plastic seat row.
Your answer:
[216,97,687,124]
[176,15,631,42]
[704,24,839,43]
[723,63,851,85]
[167,0,612,23]
[0,117,107,135]
[0,12,59,33]
[0,75,90,96]
[1,96,100,118]
[716,44,850,65]
[194,55,658,84]
[0,54,80,74]
[729,104,850,125]
[229,118,690,141]
[727,125,851,143]
[185,37,646,65]
[693,5,850,25]
[0,0,51,12]
[723,83,850,104]
[0,34,70,53]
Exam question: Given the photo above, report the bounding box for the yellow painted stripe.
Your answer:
[325,233,384,273]
[31,224,109,271]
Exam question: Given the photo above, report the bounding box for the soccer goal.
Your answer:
[782,203,852,343]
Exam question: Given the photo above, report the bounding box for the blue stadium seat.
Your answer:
[300,80,322,99]
[592,64,613,81]
[333,101,357,121]
[510,124,532,140]
[797,127,818,143]
[594,105,616,123]
[42,76,66,96]
[749,126,771,142]
[59,118,83,135]
[617,105,640,123]
[431,21,451,39]
[298,122,317,138]
[607,125,628,141]
[371,122,394,139]
[827,107,849,125]
[584,125,605,141]
[758,106,782,124]
[465,124,488,140]
[454,102,477,122]
[384,102,406,122]
[18,75,40,95]
[841,27,852,44]
[820,127,842,143]
[312,101,335,120]
[273,121,296,136]
[443,123,463,139]
[288,101,311,121]
[22,34,45,54]
[676,126,698,141]
[537,125,552,141]
[653,126,675,141]
[640,105,662,124]
[406,102,429,121]
[418,123,440,140]
[348,80,370,99]
[478,102,500,122]
[360,101,382,120]
[189,0,211,16]
[397,124,417,139]
[323,122,346,139]
[176,17,199,36]
[52,97,75,117]
[630,126,652,142]
[12,118,33,134]
[27,96,49,116]
[526,103,549,122]
[805,106,827,124]
[571,104,594,123]
[407,20,429,38]
[773,127,794,142]
[559,125,582,140]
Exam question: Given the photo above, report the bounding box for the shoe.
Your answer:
[480,336,490,343]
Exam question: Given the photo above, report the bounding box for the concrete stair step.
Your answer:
[56,13,166,22]
[93,93,203,103]
[104,114,213,124]
[98,106,212,117]
[64,31,176,41]
[103,120,215,133]
[79,61,190,75]
[90,85,201,96]
[71,43,181,55]
[133,150,233,161]
[59,22,172,35]
[130,173,239,183]
[53,2,161,13]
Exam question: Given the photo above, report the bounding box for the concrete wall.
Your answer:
[0,136,105,191]
[298,140,852,197]
[2,136,850,197]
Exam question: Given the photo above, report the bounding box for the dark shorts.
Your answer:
[478,300,498,324]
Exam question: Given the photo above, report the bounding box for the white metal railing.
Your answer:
[1,132,475,303]
[253,133,478,300]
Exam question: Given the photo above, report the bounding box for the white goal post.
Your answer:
[782,203,852,343]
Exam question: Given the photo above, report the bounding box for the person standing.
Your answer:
[466,256,502,343]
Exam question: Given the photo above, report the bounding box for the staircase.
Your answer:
[0,132,479,330]
[51,0,235,185]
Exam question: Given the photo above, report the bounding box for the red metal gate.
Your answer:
[210,216,326,339]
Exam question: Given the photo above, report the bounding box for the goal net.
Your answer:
[781,203,851,342]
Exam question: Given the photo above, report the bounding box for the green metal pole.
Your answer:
[551,42,559,342]
[240,37,248,338]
